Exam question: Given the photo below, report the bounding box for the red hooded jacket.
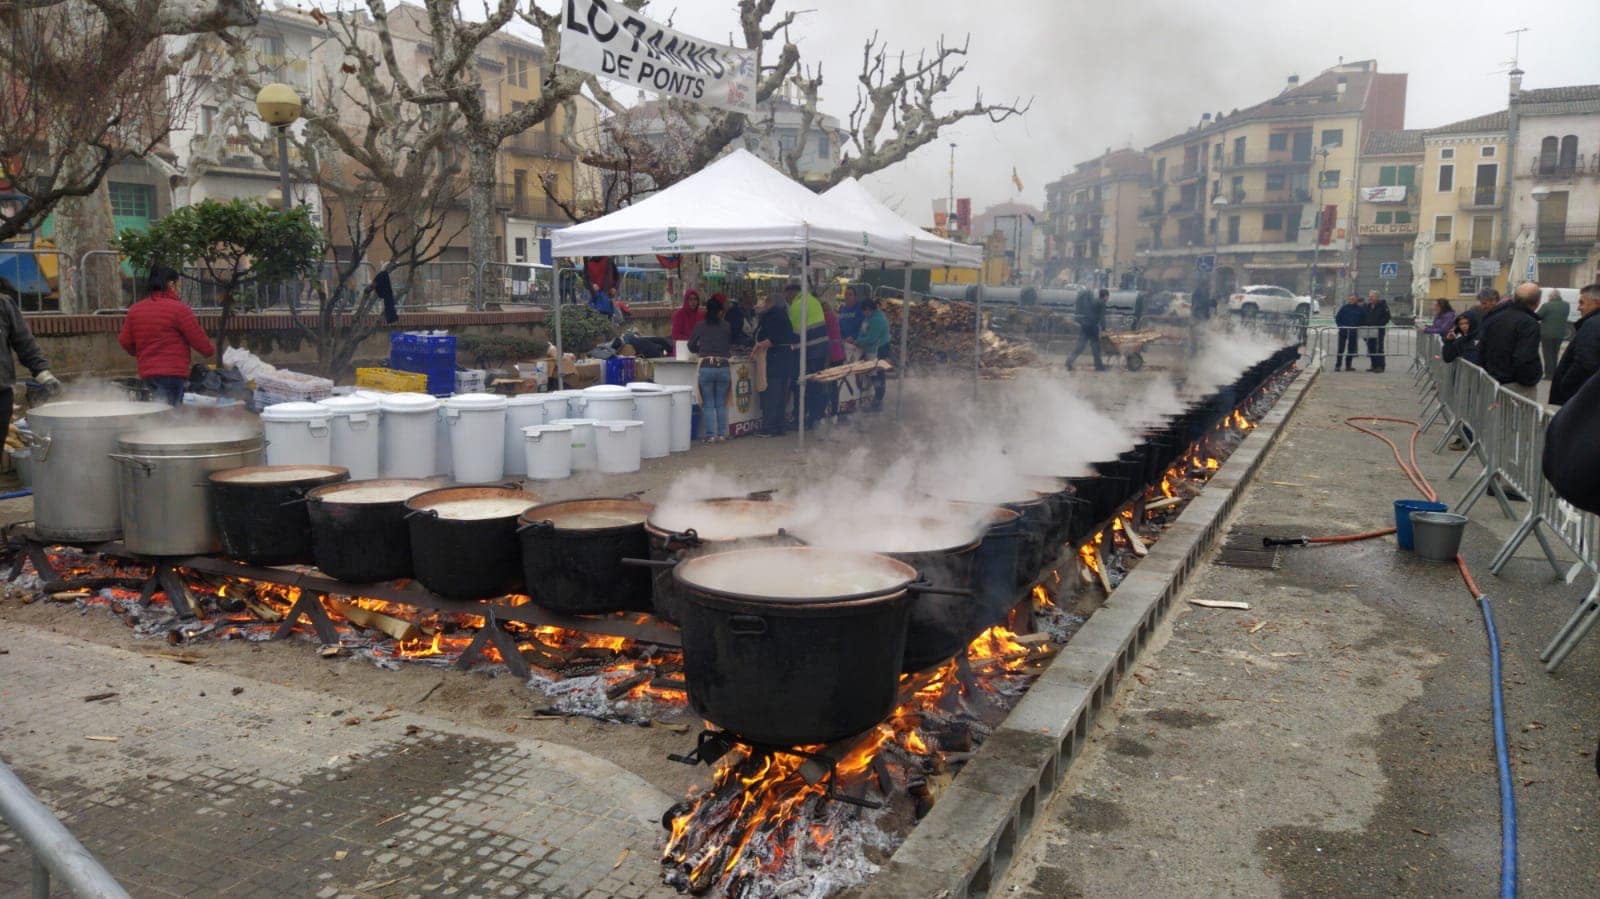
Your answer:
[118,288,216,378]
[669,290,705,342]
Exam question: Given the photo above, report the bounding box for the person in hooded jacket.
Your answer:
[1361,290,1392,372]
[1334,295,1365,371]
[669,289,705,343]
[118,265,215,406]
[0,277,58,439]
[1478,281,1544,399]
[1549,283,1600,407]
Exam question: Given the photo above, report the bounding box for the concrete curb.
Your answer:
[860,361,1321,899]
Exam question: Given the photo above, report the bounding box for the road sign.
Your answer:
[1197,255,1215,273]
[1379,261,1399,280]
[1526,255,1538,281]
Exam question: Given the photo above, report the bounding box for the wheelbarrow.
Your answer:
[1099,329,1163,371]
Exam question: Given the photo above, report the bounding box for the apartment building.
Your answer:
[973,201,1044,283]
[1139,61,1407,297]
[1353,130,1423,297]
[1507,78,1600,289]
[1042,148,1148,287]
[1417,110,1510,300]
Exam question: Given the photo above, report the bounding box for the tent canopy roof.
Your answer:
[821,178,983,269]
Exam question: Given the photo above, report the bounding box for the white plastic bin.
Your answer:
[444,393,509,484]
[626,383,671,459]
[261,402,333,466]
[503,394,562,477]
[377,393,440,478]
[523,423,573,480]
[317,394,381,479]
[594,420,643,474]
[578,384,638,422]
[547,389,585,419]
[663,385,694,452]
[551,418,599,472]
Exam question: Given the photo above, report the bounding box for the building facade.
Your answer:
[1353,129,1423,299]
[1138,61,1408,298]
[972,201,1043,284]
[1043,148,1148,287]
[1417,111,1510,301]
[1508,79,1600,289]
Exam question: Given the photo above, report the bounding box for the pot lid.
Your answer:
[520,498,653,530]
[598,419,644,431]
[211,464,348,485]
[549,417,598,427]
[506,393,559,407]
[581,384,632,397]
[522,423,573,435]
[310,478,440,504]
[445,392,508,410]
[28,399,170,420]
[662,385,694,395]
[647,499,794,542]
[317,395,380,414]
[625,381,666,393]
[674,547,917,604]
[260,401,332,422]
[549,389,584,399]
[378,392,440,412]
[117,423,264,451]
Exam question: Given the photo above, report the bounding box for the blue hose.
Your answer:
[0,488,31,500]
[1479,593,1518,898]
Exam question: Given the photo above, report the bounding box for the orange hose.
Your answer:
[1308,527,1397,544]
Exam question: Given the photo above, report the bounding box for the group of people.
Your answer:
[671,283,892,440]
[1435,282,1600,406]
[1332,291,1395,372]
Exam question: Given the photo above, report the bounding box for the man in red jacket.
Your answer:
[118,266,214,406]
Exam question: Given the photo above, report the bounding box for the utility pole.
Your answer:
[948,142,958,238]
[1307,147,1330,300]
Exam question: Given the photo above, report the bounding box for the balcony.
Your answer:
[506,129,576,159]
[1458,185,1501,209]
[1068,223,1102,240]
[496,185,562,219]
[1170,167,1205,185]
[1535,223,1600,249]
[1358,220,1419,237]
[1218,152,1315,172]
[1529,154,1597,179]
[1452,240,1502,262]
[1229,189,1313,208]
[1138,204,1163,221]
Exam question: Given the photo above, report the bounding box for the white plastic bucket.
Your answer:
[445,393,509,484]
[626,383,671,459]
[261,402,333,466]
[594,420,643,474]
[550,418,598,472]
[377,393,440,478]
[663,385,694,452]
[523,424,574,480]
[503,394,562,476]
[578,384,638,422]
[317,394,381,479]
[547,389,585,419]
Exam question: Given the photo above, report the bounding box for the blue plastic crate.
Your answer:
[390,331,456,358]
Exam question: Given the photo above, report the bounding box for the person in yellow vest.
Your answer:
[786,282,828,428]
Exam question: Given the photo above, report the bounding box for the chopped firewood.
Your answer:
[1247,621,1268,635]
[613,848,630,870]
[1015,633,1052,646]
[1094,545,1114,595]
[604,671,651,700]
[1145,496,1183,511]
[328,599,417,642]
[154,651,202,664]
[519,645,569,670]
[82,692,118,703]
[1123,527,1149,557]
[877,297,1038,371]
[243,596,285,623]
[333,850,349,862]
[319,645,342,658]
[1189,599,1251,610]
[84,735,119,743]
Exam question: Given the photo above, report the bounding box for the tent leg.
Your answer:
[974,258,985,401]
[553,259,565,390]
[797,239,809,452]
[897,264,911,420]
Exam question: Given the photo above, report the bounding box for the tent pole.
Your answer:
[974,251,984,401]
[797,232,809,452]
[896,241,912,420]
[553,258,565,390]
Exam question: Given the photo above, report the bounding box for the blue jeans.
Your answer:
[145,375,187,407]
[699,366,731,438]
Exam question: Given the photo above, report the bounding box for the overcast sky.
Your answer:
[646,0,1599,222]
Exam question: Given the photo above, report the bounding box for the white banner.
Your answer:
[560,0,757,114]
[1469,258,1502,278]
[1360,186,1407,203]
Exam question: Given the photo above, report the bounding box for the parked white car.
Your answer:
[1227,284,1317,318]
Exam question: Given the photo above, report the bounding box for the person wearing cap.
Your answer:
[786,282,829,428]
[118,265,214,406]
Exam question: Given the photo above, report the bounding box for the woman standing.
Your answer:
[118,265,214,406]
[1420,298,1456,335]
[689,297,733,443]
[851,297,891,412]
[670,288,705,343]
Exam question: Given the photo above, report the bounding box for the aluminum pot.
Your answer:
[667,546,925,746]
[405,486,543,600]
[643,499,798,624]
[518,498,654,615]
[306,479,442,583]
[210,465,349,565]
[112,424,265,556]
[26,400,171,542]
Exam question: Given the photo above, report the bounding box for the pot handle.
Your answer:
[403,508,440,520]
[728,614,768,636]
[106,452,154,476]
[24,431,52,461]
[664,528,701,549]
[745,489,776,502]
[516,519,555,534]
[620,557,676,569]
[280,495,310,507]
[907,580,974,598]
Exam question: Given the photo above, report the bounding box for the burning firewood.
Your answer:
[327,598,418,642]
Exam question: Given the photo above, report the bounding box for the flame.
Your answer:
[1158,475,1176,498]
[1032,584,1055,610]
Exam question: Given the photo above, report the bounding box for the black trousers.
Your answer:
[0,387,12,455]
[1336,328,1359,368]
[1067,329,1103,369]
[1366,330,1386,370]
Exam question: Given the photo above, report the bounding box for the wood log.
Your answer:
[327,598,418,642]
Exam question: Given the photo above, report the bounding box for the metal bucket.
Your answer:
[113,425,266,556]
[1393,499,1449,550]
[1409,511,1468,562]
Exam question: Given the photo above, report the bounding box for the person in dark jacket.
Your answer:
[0,278,58,441]
[1333,295,1364,371]
[754,293,798,437]
[725,290,752,348]
[1441,314,1481,364]
[1461,286,1500,331]
[1549,284,1600,406]
[1537,288,1570,381]
[1066,289,1108,371]
[1477,281,1544,399]
[1361,290,1392,371]
[118,265,214,406]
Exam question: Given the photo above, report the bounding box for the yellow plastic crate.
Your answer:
[355,367,428,393]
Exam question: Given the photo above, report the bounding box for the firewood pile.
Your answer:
[880,298,1038,372]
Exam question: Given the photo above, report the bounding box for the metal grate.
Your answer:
[1215,525,1293,570]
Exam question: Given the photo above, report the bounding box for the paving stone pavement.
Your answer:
[0,623,680,898]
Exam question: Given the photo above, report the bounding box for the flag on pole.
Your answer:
[1011,167,1024,192]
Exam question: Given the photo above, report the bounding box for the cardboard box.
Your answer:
[632,359,654,381]
[567,360,603,388]
[491,378,543,396]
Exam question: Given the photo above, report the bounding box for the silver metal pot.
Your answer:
[112,424,265,556]
[25,400,172,542]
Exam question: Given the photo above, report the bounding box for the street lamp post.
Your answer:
[255,83,302,211]
[1529,185,1552,285]
[1307,147,1331,302]
[1210,194,1228,296]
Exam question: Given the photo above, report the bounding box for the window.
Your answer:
[1268,132,1288,152]
[816,132,828,159]
[507,55,529,89]
[1319,169,1341,189]
[1433,215,1452,242]
[199,105,217,135]
[1263,212,1284,231]
[1395,211,1412,224]
[1539,136,1558,172]
[1559,135,1579,171]
[1321,128,1344,147]
[1481,146,1496,158]
[1230,175,1243,200]
[513,237,528,262]
[1266,172,1286,191]
[1227,215,1240,244]
[1437,164,1453,192]
[1374,211,1412,226]
[1378,165,1416,188]
[1376,211,1392,225]
[512,169,526,201]
[108,183,153,219]
[1233,136,1246,164]
[1155,158,1166,181]
[1440,148,1454,160]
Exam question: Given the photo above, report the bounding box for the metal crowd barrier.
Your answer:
[1412,333,1600,671]
[0,758,130,898]
[1305,324,1417,370]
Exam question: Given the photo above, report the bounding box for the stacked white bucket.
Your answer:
[259,378,692,483]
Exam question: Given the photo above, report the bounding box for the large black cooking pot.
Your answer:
[669,547,927,746]
[971,508,1024,630]
[405,486,543,600]
[306,478,440,583]
[210,465,349,565]
[518,498,654,614]
[884,536,982,673]
[644,499,797,624]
